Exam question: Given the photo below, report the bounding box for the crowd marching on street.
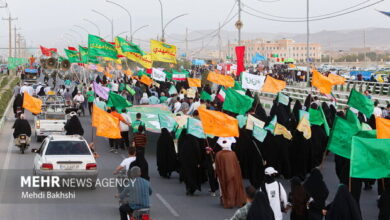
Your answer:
[11,61,390,220]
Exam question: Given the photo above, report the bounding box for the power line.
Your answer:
[242,0,384,22]
[165,1,237,43]
[243,0,374,20]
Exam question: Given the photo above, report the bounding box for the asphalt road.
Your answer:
[0,76,382,220]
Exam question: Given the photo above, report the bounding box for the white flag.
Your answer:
[241,72,265,91]
[151,68,166,82]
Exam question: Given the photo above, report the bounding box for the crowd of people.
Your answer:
[11,67,390,220]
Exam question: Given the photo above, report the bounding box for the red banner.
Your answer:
[235,46,245,77]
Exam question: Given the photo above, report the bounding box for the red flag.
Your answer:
[146,68,152,74]
[68,47,78,51]
[40,46,52,56]
[235,46,245,77]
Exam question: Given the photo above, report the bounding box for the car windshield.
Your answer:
[45,141,90,155]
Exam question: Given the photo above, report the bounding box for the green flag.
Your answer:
[253,125,267,142]
[125,85,136,96]
[164,71,173,81]
[107,91,132,111]
[309,107,330,136]
[347,89,374,118]
[327,116,361,159]
[158,114,177,132]
[233,81,244,91]
[277,93,290,106]
[350,135,390,179]
[187,118,206,139]
[116,36,145,55]
[168,85,178,95]
[64,49,81,63]
[200,91,212,101]
[88,34,118,59]
[79,46,89,64]
[265,115,277,134]
[222,88,254,115]
[236,115,248,128]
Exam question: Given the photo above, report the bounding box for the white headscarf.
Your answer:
[217,137,236,151]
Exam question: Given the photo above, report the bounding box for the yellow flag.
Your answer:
[124,69,133,76]
[115,37,153,68]
[297,117,312,139]
[274,123,292,140]
[92,105,121,139]
[207,71,235,87]
[139,75,153,86]
[22,92,42,114]
[150,40,177,64]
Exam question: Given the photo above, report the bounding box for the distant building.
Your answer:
[226,38,322,64]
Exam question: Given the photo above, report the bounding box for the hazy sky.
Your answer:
[0,0,390,56]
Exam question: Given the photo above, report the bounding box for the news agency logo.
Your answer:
[20,175,131,188]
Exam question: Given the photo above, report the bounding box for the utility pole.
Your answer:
[2,14,17,58]
[14,27,20,57]
[306,0,311,87]
[363,30,367,68]
[236,0,242,45]
[185,27,188,60]
[17,34,21,58]
[218,22,222,62]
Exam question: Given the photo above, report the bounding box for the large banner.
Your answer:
[88,34,118,59]
[150,40,177,64]
[241,72,265,90]
[7,57,28,69]
[115,37,153,69]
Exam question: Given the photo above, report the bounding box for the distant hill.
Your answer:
[169,28,390,51]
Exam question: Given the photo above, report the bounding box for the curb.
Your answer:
[0,95,15,130]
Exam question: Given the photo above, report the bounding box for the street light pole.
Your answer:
[106,0,133,42]
[162,13,188,42]
[158,0,164,41]
[132,25,149,38]
[74,25,89,35]
[83,18,101,36]
[69,29,84,44]
[92,9,114,41]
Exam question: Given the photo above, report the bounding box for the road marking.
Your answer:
[156,193,180,217]
[0,135,15,201]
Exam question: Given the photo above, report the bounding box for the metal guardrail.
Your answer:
[290,80,390,96]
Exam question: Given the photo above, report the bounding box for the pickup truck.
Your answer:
[34,112,67,142]
[35,96,68,142]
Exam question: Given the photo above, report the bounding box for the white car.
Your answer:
[32,135,98,188]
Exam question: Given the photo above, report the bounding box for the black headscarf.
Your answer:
[292,100,302,127]
[13,94,23,115]
[246,191,275,220]
[303,94,312,110]
[156,128,178,177]
[130,151,149,180]
[289,176,309,218]
[72,86,78,98]
[64,115,84,135]
[303,168,329,209]
[12,118,31,138]
[325,185,362,220]
[378,187,390,220]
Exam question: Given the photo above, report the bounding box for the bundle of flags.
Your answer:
[326,89,390,179]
